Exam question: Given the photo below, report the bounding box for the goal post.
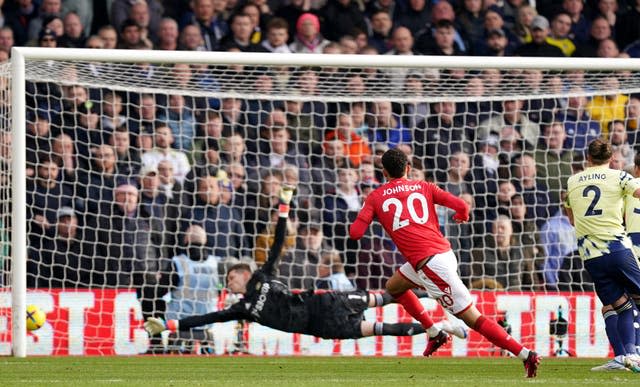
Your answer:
[6,46,640,357]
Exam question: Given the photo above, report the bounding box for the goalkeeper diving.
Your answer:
[145,185,466,341]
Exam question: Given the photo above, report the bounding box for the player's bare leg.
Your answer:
[386,271,450,356]
[456,305,540,377]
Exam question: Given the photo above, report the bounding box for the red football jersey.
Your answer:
[350,177,467,268]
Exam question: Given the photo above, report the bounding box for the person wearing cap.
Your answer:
[138,164,170,257]
[514,15,565,57]
[28,205,92,288]
[38,28,57,47]
[484,28,514,56]
[27,153,73,249]
[289,12,330,53]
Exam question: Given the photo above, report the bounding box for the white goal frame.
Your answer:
[9,46,640,357]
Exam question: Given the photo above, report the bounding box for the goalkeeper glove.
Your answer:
[144,317,178,335]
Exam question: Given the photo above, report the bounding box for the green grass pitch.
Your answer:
[0,356,637,386]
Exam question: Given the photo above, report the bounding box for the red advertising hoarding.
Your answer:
[0,289,612,357]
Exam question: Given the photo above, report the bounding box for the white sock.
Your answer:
[426,325,440,338]
[517,348,530,361]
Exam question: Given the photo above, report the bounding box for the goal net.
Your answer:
[3,48,640,357]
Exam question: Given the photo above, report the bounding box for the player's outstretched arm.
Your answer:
[144,307,248,335]
[262,184,294,275]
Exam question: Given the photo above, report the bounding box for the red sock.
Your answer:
[394,290,434,329]
[474,315,523,356]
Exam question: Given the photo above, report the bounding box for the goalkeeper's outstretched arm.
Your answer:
[261,185,294,275]
[145,307,247,335]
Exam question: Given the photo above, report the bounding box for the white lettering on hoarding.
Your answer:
[114,292,147,355]
[496,295,531,343]
[59,292,95,355]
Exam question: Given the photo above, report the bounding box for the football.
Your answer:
[26,304,46,331]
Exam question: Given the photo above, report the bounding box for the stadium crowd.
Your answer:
[6,0,640,310]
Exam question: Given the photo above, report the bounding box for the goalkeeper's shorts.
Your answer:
[307,290,369,340]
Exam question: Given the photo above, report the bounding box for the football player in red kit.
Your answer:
[349,148,540,377]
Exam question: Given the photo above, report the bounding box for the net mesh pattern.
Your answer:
[3,56,640,355]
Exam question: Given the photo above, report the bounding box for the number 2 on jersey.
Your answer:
[582,185,603,216]
[382,192,429,231]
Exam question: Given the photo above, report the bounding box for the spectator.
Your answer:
[153,223,219,353]
[609,120,635,168]
[482,27,514,56]
[244,168,285,239]
[540,193,578,291]
[254,208,297,266]
[596,38,620,58]
[557,86,601,156]
[127,0,157,44]
[546,11,576,56]
[319,0,367,42]
[155,17,179,50]
[219,12,267,52]
[324,112,371,168]
[514,15,565,57]
[28,206,93,288]
[275,0,311,42]
[27,153,73,249]
[562,0,590,44]
[393,0,430,37]
[471,215,524,290]
[496,180,516,216]
[414,101,473,182]
[369,100,411,149]
[86,182,158,287]
[183,174,246,259]
[0,26,15,54]
[78,144,122,215]
[585,75,628,137]
[117,18,147,49]
[456,0,484,54]
[57,11,85,48]
[477,99,541,151]
[101,92,128,134]
[138,164,171,258]
[573,16,611,57]
[534,122,574,207]
[251,124,311,191]
[97,24,118,49]
[141,123,191,185]
[322,166,361,270]
[420,19,463,55]
[315,249,356,291]
[512,153,552,227]
[109,126,141,178]
[179,23,206,51]
[279,222,325,289]
[156,94,196,153]
[626,96,640,147]
[261,17,291,53]
[508,192,545,290]
[27,0,63,42]
[514,4,537,44]
[310,138,348,196]
[482,5,519,52]
[289,13,330,53]
[616,0,640,49]
[183,0,228,51]
[368,10,393,54]
[111,0,163,43]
